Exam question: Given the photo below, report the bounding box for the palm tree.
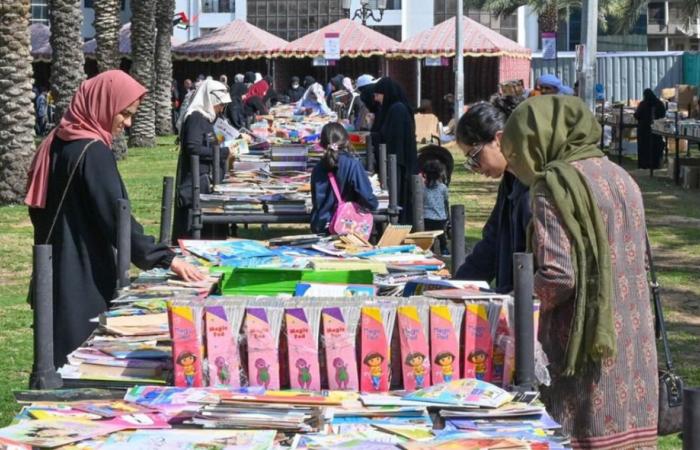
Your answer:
[49,0,85,121]
[0,0,36,205]
[93,0,129,159]
[467,0,579,38]
[155,0,175,136]
[93,0,120,73]
[128,0,157,148]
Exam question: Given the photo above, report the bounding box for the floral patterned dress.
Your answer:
[533,157,658,449]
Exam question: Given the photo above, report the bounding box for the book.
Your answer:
[205,305,241,388]
[360,307,390,393]
[397,306,431,391]
[0,418,123,448]
[285,308,321,391]
[403,378,513,409]
[76,363,162,379]
[99,312,168,328]
[322,307,359,391]
[429,305,461,385]
[169,304,204,388]
[245,308,280,390]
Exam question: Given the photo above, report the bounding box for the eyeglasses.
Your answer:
[463,143,484,171]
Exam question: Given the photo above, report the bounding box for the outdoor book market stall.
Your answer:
[0,183,577,448]
[274,19,399,91]
[387,16,532,124]
[171,20,289,83]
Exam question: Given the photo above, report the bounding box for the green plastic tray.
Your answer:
[211,267,374,296]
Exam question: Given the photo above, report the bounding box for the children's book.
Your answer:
[169,304,203,388]
[205,306,241,388]
[322,307,359,391]
[360,307,390,393]
[285,308,321,391]
[402,378,513,409]
[429,305,460,385]
[245,308,280,390]
[295,283,376,297]
[0,418,123,448]
[463,303,492,381]
[99,429,276,450]
[397,306,430,392]
[372,424,434,442]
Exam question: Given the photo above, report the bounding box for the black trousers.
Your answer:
[424,218,449,254]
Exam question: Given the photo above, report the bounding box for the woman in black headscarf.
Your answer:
[634,88,666,169]
[226,80,249,129]
[373,77,418,225]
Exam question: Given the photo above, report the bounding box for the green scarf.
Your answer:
[501,95,615,376]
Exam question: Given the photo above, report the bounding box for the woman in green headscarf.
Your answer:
[501,95,658,449]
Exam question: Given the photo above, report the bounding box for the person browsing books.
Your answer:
[173,79,232,240]
[25,70,204,367]
[453,95,529,293]
[310,123,378,234]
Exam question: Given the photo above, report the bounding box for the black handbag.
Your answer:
[647,234,684,435]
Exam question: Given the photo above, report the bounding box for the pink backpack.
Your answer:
[328,172,374,240]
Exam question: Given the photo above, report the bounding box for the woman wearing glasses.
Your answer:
[453,95,529,293]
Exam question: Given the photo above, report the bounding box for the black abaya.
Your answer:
[173,111,229,240]
[29,138,174,367]
[634,95,666,170]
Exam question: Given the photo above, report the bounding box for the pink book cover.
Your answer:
[463,303,492,382]
[397,306,430,391]
[169,305,203,388]
[429,305,460,385]
[360,306,390,393]
[245,308,280,390]
[491,306,511,387]
[205,306,240,388]
[285,308,321,391]
[322,307,359,391]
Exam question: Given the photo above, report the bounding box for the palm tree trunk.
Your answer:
[155,0,175,136]
[128,0,157,148]
[93,0,120,73]
[0,0,36,204]
[538,1,559,33]
[49,0,85,122]
[93,0,128,159]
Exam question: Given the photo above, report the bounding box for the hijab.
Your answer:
[244,80,269,104]
[300,83,331,115]
[303,75,315,89]
[500,95,615,376]
[373,77,413,131]
[184,79,232,122]
[342,77,354,93]
[25,70,146,208]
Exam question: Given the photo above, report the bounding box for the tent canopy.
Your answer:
[172,19,288,61]
[30,23,51,62]
[392,16,531,59]
[84,23,183,59]
[280,18,399,59]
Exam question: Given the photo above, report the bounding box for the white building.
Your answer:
[31,0,541,51]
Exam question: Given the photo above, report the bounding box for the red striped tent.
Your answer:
[172,19,288,61]
[278,18,399,59]
[388,16,532,122]
[392,15,530,59]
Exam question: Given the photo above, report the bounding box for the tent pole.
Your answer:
[416,59,422,107]
[454,4,465,123]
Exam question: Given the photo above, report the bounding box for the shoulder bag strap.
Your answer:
[327,172,344,204]
[44,139,100,244]
[646,232,674,372]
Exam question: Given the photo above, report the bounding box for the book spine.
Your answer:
[322,307,359,391]
[429,305,460,385]
[397,306,431,391]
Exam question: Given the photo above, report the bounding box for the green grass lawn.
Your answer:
[0,138,698,448]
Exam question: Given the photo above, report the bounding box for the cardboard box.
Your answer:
[661,88,676,101]
[676,85,697,112]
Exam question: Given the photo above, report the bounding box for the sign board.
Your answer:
[541,32,557,60]
[424,57,449,67]
[324,32,340,60]
[595,83,605,101]
[312,57,337,66]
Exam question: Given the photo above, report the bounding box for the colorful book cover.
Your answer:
[360,306,390,393]
[205,305,240,388]
[463,303,492,382]
[0,419,123,449]
[403,378,513,408]
[245,308,280,390]
[285,308,321,391]
[99,429,276,450]
[322,307,359,391]
[397,306,431,391]
[295,283,376,297]
[169,305,203,388]
[491,306,511,387]
[429,305,460,385]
